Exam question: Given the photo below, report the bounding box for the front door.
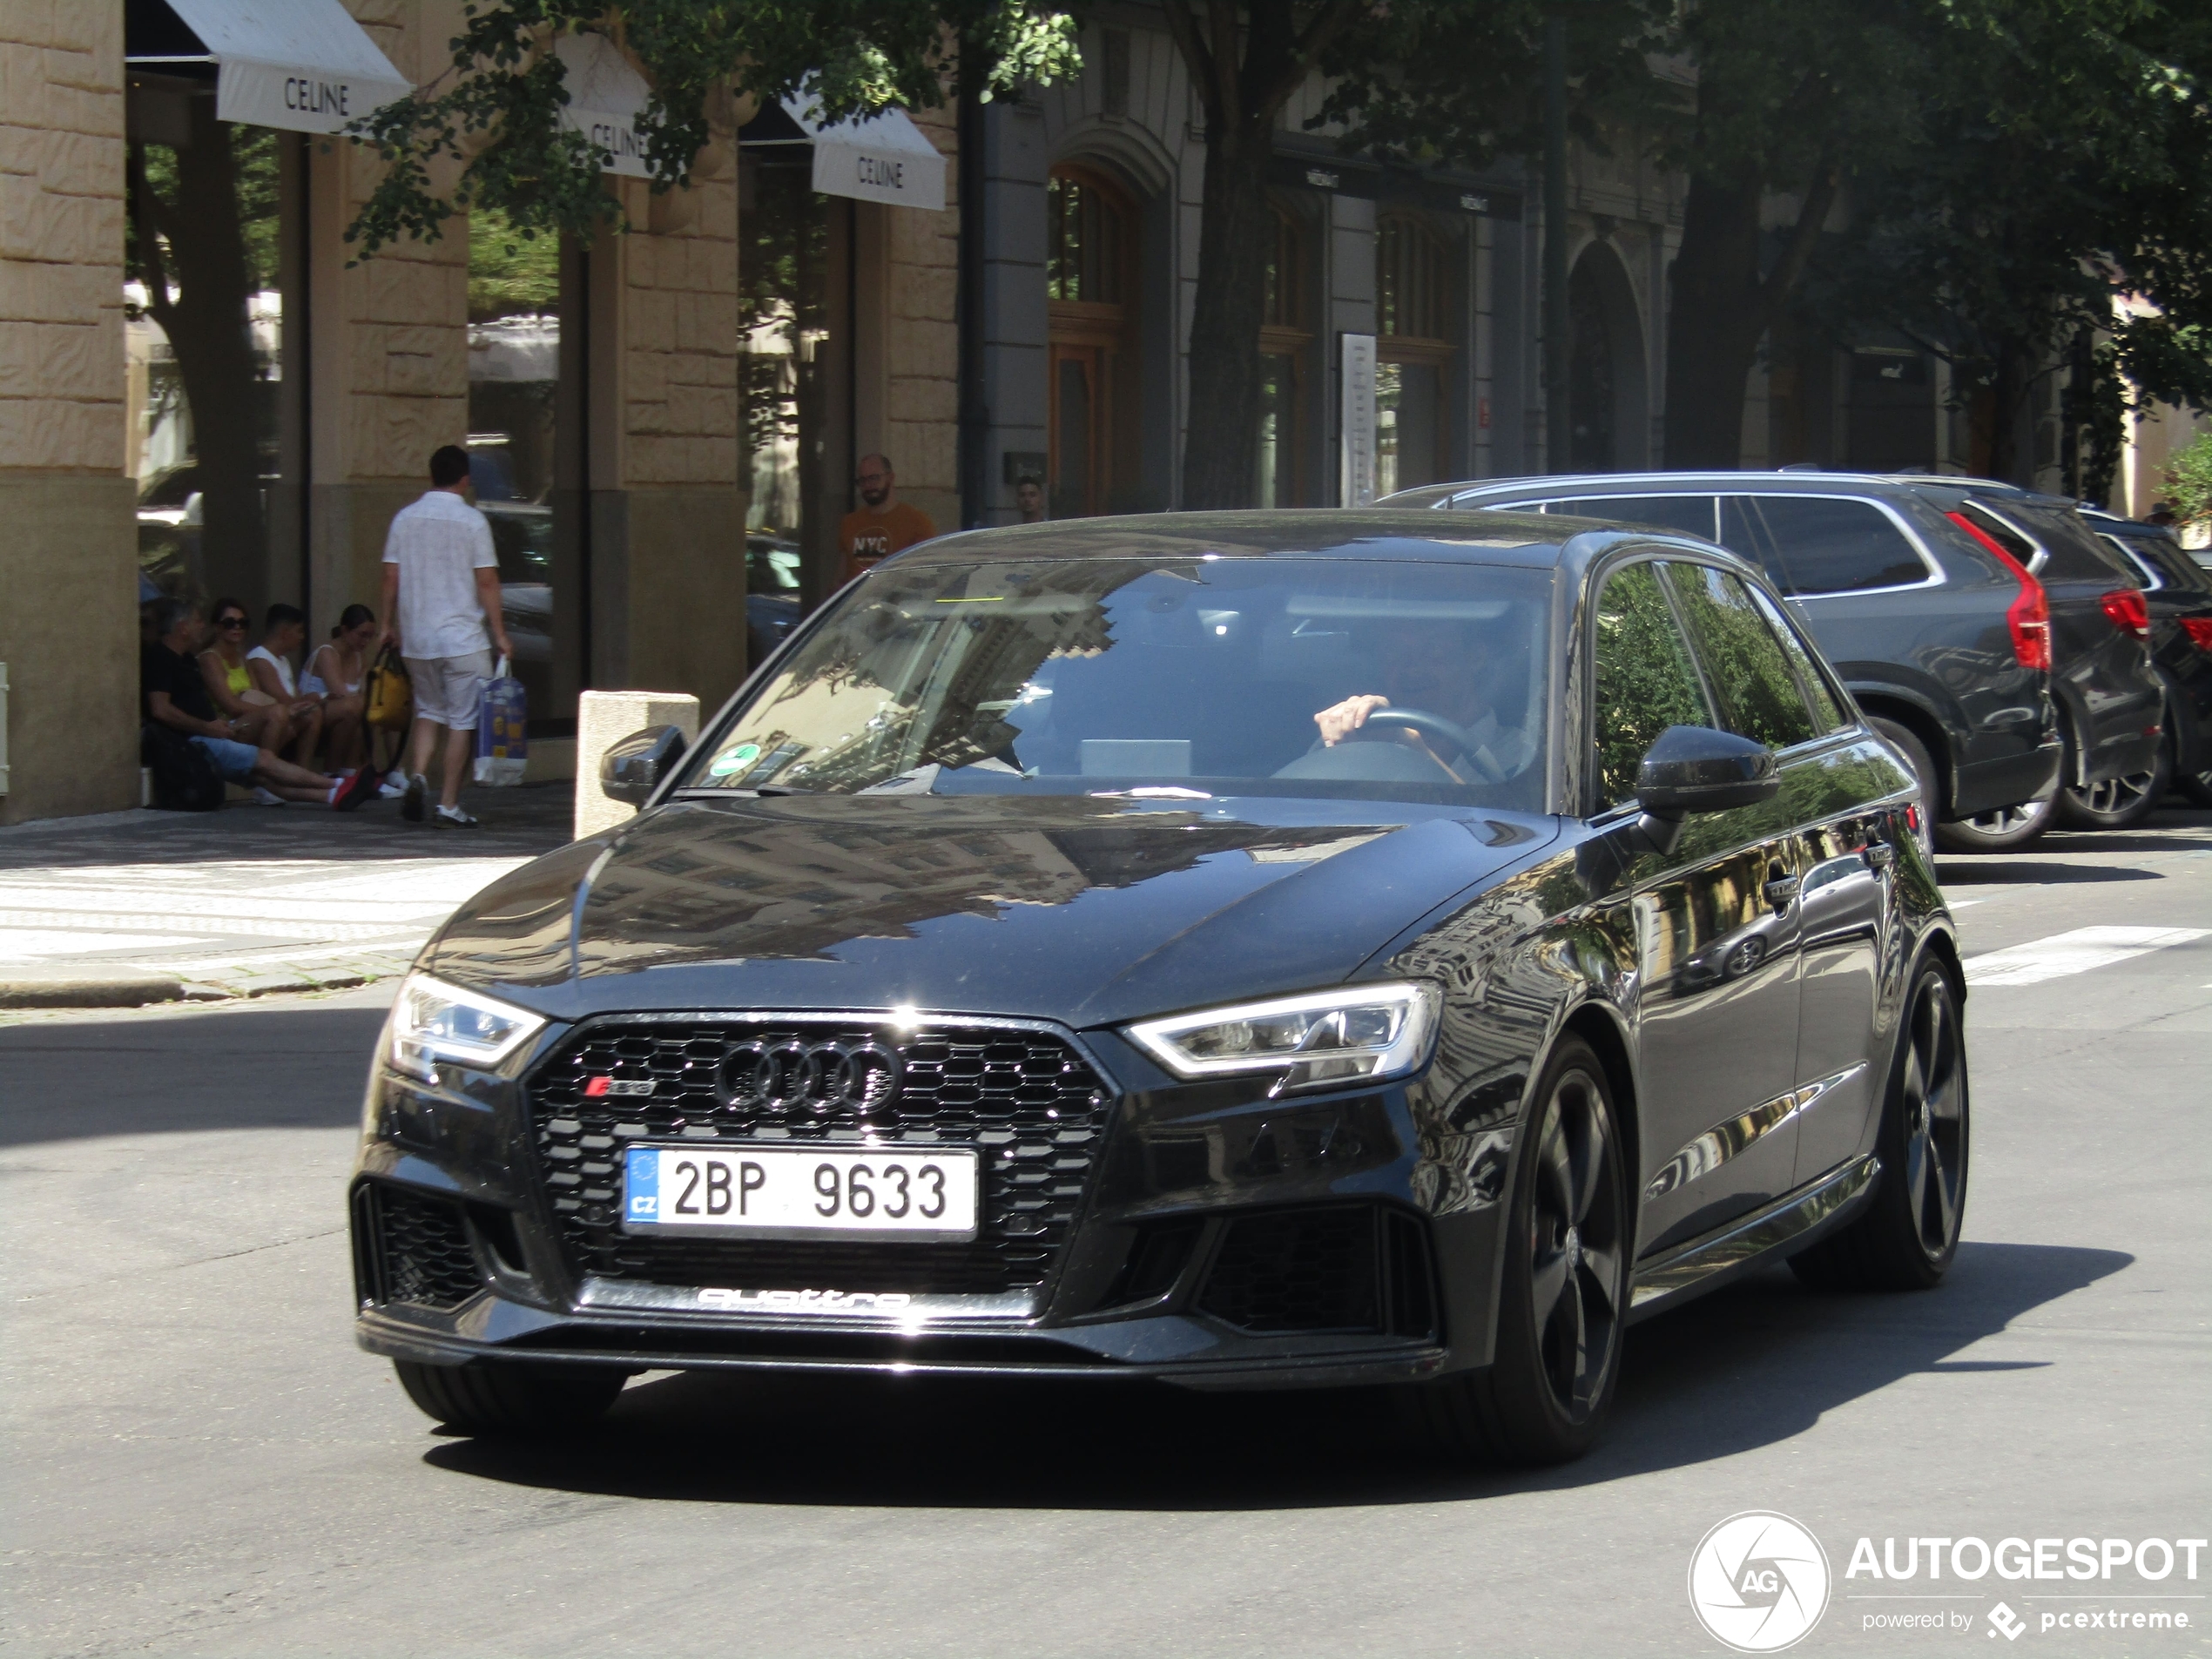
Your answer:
[1586,558,1804,1258]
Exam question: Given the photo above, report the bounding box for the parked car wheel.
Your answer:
[1933,780,2058,853]
[394,1359,626,1437]
[2057,728,2172,831]
[1398,1035,1629,1465]
[1868,718,1939,861]
[2178,764,2212,807]
[1791,961,1968,1291]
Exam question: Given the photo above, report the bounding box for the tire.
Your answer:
[1933,776,2057,853]
[1399,1036,1629,1465]
[2058,724,2172,830]
[1868,718,1938,862]
[2179,765,2212,807]
[394,1359,627,1437]
[1791,961,1969,1291]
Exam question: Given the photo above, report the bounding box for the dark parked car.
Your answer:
[351,511,1967,1466]
[1932,486,2173,829]
[1387,472,2165,851]
[2082,509,2212,806]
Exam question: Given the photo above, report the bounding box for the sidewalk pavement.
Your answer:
[0,784,575,1009]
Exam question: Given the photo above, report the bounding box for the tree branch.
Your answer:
[1261,0,1369,124]
[1209,1,1244,132]
[1756,147,1842,328]
[126,144,178,334]
[1157,0,1221,127]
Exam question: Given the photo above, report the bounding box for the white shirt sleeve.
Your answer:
[470,509,498,570]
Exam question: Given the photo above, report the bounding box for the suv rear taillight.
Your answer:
[1947,510,2052,671]
[2180,616,2212,652]
[2099,589,2151,642]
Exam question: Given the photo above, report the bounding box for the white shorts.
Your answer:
[403,650,493,730]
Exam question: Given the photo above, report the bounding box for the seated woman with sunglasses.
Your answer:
[198,598,297,763]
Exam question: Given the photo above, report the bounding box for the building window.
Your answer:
[1376,213,1458,496]
[1048,166,1138,517]
[1258,206,1313,507]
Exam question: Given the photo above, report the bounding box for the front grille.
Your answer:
[357,1184,484,1311]
[524,1017,1111,1299]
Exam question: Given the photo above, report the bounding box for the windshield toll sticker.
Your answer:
[708,741,761,778]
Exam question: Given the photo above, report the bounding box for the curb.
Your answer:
[0,972,186,1009]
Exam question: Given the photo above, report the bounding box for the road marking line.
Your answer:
[1964,925,2210,987]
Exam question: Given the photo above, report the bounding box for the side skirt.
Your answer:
[1625,1155,1880,1325]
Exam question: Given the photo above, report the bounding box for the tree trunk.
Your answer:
[133,99,266,613]
[1662,172,1770,469]
[1986,341,2028,485]
[1179,124,1276,509]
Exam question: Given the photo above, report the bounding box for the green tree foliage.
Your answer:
[1808,0,2212,491]
[467,204,562,318]
[343,2,1080,260]
[2166,429,2212,529]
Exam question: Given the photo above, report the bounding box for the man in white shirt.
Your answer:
[381,445,514,826]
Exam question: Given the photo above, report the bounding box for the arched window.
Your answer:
[1376,214,1458,496]
[1258,206,1312,506]
[1047,165,1137,518]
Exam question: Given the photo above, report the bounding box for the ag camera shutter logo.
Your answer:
[1689,1512,1832,1652]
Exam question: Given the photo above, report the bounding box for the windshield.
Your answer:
[676,556,1554,807]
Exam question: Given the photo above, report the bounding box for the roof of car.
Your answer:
[894,509,1625,571]
[1380,471,2082,510]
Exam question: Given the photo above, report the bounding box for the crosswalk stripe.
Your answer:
[1963,925,2210,988]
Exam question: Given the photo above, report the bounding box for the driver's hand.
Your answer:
[1315,694,1391,746]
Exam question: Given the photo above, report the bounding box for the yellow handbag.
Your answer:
[365,646,414,731]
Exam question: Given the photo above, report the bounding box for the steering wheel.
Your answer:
[1365,707,1509,785]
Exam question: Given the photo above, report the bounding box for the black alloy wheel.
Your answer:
[1399,1035,1629,1464]
[2179,762,2212,808]
[1868,718,1939,862]
[2058,727,2172,830]
[1792,961,1969,1291]
[395,1358,628,1437]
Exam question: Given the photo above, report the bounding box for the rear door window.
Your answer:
[1726,496,1930,595]
[1659,562,1822,751]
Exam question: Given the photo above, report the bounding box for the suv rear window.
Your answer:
[1993,502,2136,585]
[1527,495,1720,540]
[1721,496,1930,595]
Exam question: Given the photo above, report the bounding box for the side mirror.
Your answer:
[1632,725,1777,854]
[600,724,688,806]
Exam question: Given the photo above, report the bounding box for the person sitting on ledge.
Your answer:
[246,603,326,769]
[143,597,379,811]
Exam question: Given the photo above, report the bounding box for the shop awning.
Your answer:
[550,32,652,179]
[744,93,948,212]
[126,0,413,135]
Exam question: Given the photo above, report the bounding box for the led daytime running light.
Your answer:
[387,972,546,1082]
[1126,981,1440,1093]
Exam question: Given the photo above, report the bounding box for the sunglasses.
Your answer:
[216,616,248,628]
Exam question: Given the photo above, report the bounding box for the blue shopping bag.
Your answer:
[474,658,529,786]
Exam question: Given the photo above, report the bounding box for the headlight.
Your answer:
[387,972,545,1082]
[1126,981,1440,1093]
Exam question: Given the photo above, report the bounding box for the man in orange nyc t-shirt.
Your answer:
[839,453,937,583]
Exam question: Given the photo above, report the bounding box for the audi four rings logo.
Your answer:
[718,1038,903,1112]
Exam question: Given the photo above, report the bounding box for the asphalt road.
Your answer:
[4,807,2208,1658]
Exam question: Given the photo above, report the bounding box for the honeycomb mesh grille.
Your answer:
[1196,1207,1381,1333]
[523,1018,1111,1298]
[374,1186,484,1311]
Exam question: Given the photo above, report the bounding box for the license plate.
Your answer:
[622,1144,980,1242]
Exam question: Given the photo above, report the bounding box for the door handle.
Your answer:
[1863,841,1895,872]
[1762,873,1800,910]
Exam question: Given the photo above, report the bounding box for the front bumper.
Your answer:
[348,1009,1514,1392]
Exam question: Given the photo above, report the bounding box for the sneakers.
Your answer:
[251,786,286,807]
[401,772,428,822]
[331,766,381,812]
[432,804,480,828]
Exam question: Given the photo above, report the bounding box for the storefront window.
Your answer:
[1376,213,1457,496]
[467,206,561,721]
[739,150,850,604]
[125,117,290,611]
[1257,207,1311,507]
[1047,165,1140,518]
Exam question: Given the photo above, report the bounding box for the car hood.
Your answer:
[419,793,1558,1029]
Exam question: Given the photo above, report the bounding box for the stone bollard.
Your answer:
[576,690,700,840]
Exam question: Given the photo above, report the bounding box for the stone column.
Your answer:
[0,7,136,823]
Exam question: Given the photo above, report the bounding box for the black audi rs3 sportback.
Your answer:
[351,511,1970,1465]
